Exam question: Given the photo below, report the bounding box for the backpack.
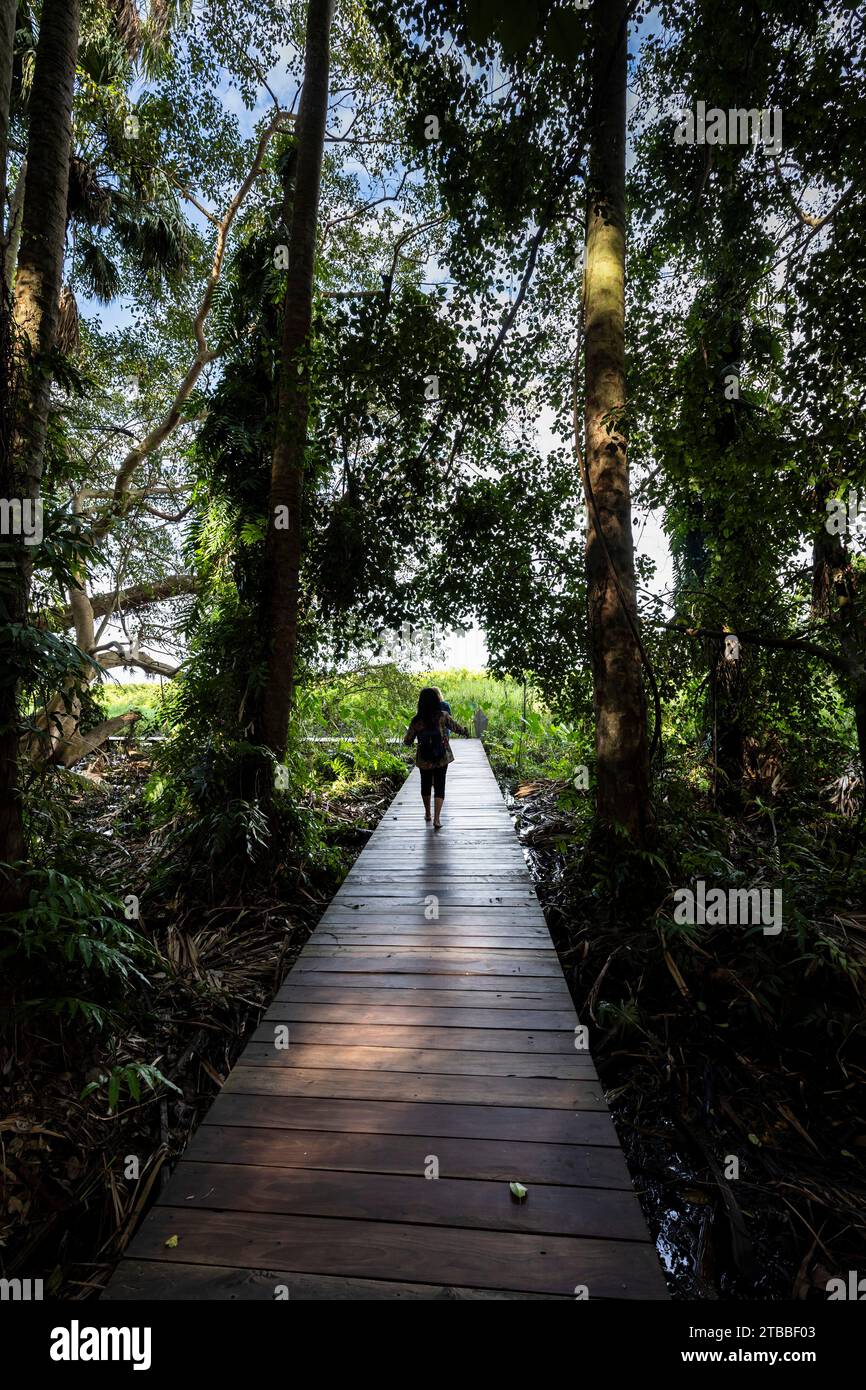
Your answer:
[417,718,446,763]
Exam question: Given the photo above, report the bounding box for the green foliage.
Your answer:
[0,867,156,1027]
[81,1061,181,1113]
[96,680,166,732]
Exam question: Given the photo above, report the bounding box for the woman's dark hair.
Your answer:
[416,687,443,723]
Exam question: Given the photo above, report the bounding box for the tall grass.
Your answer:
[96,666,590,789]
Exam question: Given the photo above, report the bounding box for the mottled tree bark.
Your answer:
[258,0,334,760]
[12,0,80,494]
[0,0,80,896]
[583,0,650,842]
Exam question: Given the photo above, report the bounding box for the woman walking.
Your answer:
[403,687,468,829]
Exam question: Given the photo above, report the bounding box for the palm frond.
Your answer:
[76,237,122,304]
[67,156,113,228]
[139,0,196,77]
[107,0,143,59]
[113,202,193,284]
[148,0,173,45]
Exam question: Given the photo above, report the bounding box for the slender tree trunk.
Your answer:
[0,0,80,898]
[707,190,751,809]
[854,688,866,790]
[0,0,16,894]
[258,0,334,760]
[12,0,80,497]
[3,161,24,291]
[811,497,866,786]
[0,0,15,258]
[583,0,650,842]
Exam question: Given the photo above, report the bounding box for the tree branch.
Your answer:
[53,574,197,630]
[96,644,179,678]
[101,111,293,532]
[660,621,861,681]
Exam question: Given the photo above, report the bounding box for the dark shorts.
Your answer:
[420,766,447,798]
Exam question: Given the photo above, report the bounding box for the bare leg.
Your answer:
[422,794,431,822]
[433,795,444,828]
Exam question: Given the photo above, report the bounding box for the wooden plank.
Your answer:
[237,1044,596,1080]
[284,973,572,995]
[319,910,548,922]
[316,924,549,937]
[299,948,559,971]
[152,1162,651,1243]
[292,955,563,977]
[104,1260,562,1301]
[322,901,545,912]
[263,1002,578,1028]
[251,1021,583,1053]
[301,944,555,961]
[220,1065,605,1110]
[201,1094,621,1146]
[359,849,526,857]
[270,985,574,1011]
[125,1208,668,1299]
[185,1124,636,1189]
[283,970,571,992]
[322,900,544,911]
[334,890,537,901]
[309,934,553,949]
[334,867,532,879]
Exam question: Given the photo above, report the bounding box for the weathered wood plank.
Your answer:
[151,1162,651,1242]
[251,1020,583,1053]
[270,985,573,1010]
[262,1001,578,1028]
[292,954,564,977]
[124,1208,668,1299]
[220,1064,606,1110]
[183,1125,635,1188]
[237,1043,596,1079]
[104,1260,563,1301]
[200,1092,621,1144]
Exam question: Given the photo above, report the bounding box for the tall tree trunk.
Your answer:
[0,0,15,259]
[583,0,650,842]
[0,0,80,899]
[258,0,334,760]
[854,687,866,791]
[707,189,751,809]
[0,0,15,898]
[12,0,80,496]
[811,494,866,783]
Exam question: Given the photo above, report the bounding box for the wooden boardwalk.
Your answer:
[105,741,667,1301]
